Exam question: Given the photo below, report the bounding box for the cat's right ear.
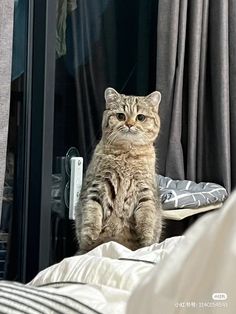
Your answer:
[145,91,161,111]
[104,87,120,108]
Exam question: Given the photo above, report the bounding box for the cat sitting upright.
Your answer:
[75,87,163,253]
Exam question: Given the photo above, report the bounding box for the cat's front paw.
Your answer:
[139,238,155,248]
[80,225,101,243]
[137,230,157,248]
[79,226,102,252]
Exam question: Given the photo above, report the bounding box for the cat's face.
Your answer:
[102,88,161,146]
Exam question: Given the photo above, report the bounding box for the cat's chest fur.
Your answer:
[86,145,156,218]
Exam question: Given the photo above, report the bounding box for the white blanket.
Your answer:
[127,191,236,314]
[28,237,182,314]
[1,191,235,313]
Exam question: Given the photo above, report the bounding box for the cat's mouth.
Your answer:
[121,127,137,135]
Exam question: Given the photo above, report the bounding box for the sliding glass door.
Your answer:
[6,0,56,282]
[4,0,158,283]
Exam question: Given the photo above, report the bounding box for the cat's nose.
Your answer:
[125,120,135,128]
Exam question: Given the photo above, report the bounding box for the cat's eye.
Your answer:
[136,114,146,122]
[116,113,126,121]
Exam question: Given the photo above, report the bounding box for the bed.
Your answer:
[0,189,235,313]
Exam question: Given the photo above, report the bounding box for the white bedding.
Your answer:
[127,192,236,314]
[1,191,235,313]
[28,237,182,314]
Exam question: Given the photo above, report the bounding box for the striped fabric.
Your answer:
[0,281,101,314]
[158,175,228,210]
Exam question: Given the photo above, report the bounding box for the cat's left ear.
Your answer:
[104,87,120,108]
[145,91,161,111]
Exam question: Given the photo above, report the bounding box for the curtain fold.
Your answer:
[156,0,235,191]
[155,0,185,179]
[0,1,14,221]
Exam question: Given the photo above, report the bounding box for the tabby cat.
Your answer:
[75,87,163,253]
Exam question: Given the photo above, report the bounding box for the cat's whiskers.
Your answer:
[106,134,115,145]
[106,131,120,145]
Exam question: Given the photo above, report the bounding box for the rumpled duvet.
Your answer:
[0,190,236,313]
[0,238,182,314]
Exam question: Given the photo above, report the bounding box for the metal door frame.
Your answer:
[20,0,56,282]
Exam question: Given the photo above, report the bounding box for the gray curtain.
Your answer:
[0,1,14,221]
[156,0,236,192]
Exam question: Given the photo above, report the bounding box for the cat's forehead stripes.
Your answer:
[120,96,143,114]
